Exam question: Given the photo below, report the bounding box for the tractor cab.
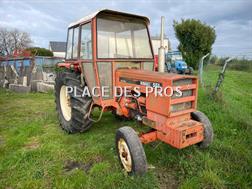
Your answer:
[62,9,154,105]
[165,51,193,74]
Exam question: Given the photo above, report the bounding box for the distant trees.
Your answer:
[26,47,53,57]
[210,56,252,71]
[0,28,32,56]
[173,19,216,69]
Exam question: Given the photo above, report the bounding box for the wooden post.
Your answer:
[212,57,234,95]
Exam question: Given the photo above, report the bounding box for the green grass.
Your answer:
[0,65,251,189]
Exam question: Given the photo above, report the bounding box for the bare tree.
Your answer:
[0,28,32,56]
[0,28,11,55]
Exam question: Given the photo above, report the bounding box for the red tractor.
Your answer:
[55,9,213,175]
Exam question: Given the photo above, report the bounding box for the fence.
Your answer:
[0,56,63,89]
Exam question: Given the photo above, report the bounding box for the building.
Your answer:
[151,36,170,55]
[49,41,67,58]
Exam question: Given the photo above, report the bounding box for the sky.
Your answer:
[0,0,251,58]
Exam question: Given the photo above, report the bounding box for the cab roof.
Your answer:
[68,9,150,28]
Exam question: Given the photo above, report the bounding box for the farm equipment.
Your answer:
[55,9,213,175]
[165,51,193,74]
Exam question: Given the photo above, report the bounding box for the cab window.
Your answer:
[80,23,92,59]
[66,26,79,59]
[66,28,73,59]
[72,27,79,59]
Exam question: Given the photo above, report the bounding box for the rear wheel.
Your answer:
[55,70,93,133]
[191,111,213,148]
[115,126,147,175]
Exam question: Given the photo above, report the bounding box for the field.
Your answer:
[0,65,251,189]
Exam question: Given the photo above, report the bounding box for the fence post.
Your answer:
[198,53,210,87]
[212,57,234,95]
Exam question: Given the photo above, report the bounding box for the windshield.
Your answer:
[97,16,153,59]
[174,55,183,61]
[167,51,183,61]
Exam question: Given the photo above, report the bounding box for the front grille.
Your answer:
[173,78,193,86]
[170,78,195,113]
[171,102,192,112]
[172,89,193,99]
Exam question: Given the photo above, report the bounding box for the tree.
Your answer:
[26,47,53,57]
[0,28,32,56]
[173,19,216,69]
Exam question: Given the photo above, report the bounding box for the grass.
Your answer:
[0,65,251,189]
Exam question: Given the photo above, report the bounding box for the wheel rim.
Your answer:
[60,85,71,121]
[118,138,132,172]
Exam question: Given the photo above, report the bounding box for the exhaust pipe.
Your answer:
[158,16,165,72]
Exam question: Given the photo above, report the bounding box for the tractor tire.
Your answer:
[180,70,185,74]
[165,63,169,72]
[55,70,93,133]
[188,67,194,75]
[171,68,177,74]
[115,126,147,176]
[191,111,213,149]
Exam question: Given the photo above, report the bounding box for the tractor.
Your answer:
[165,51,194,74]
[55,9,213,175]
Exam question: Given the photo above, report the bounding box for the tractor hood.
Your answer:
[175,60,187,69]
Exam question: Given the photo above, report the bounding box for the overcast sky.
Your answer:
[0,0,251,58]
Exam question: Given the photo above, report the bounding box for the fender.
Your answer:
[57,62,81,72]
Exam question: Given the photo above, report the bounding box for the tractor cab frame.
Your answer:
[60,9,154,108]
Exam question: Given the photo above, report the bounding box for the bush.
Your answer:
[173,19,216,69]
[214,57,252,72]
[208,55,218,65]
[26,47,53,56]
[228,59,252,71]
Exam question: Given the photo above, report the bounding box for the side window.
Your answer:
[80,23,92,59]
[72,27,79,59]
[66,28,73,59]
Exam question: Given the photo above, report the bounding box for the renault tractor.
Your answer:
[55,9,213,175]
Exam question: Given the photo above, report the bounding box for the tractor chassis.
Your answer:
[139,115,204,149]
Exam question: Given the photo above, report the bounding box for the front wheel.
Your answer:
[188,67,194,75]
[191,111,213,148]
[115,126,147,175]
